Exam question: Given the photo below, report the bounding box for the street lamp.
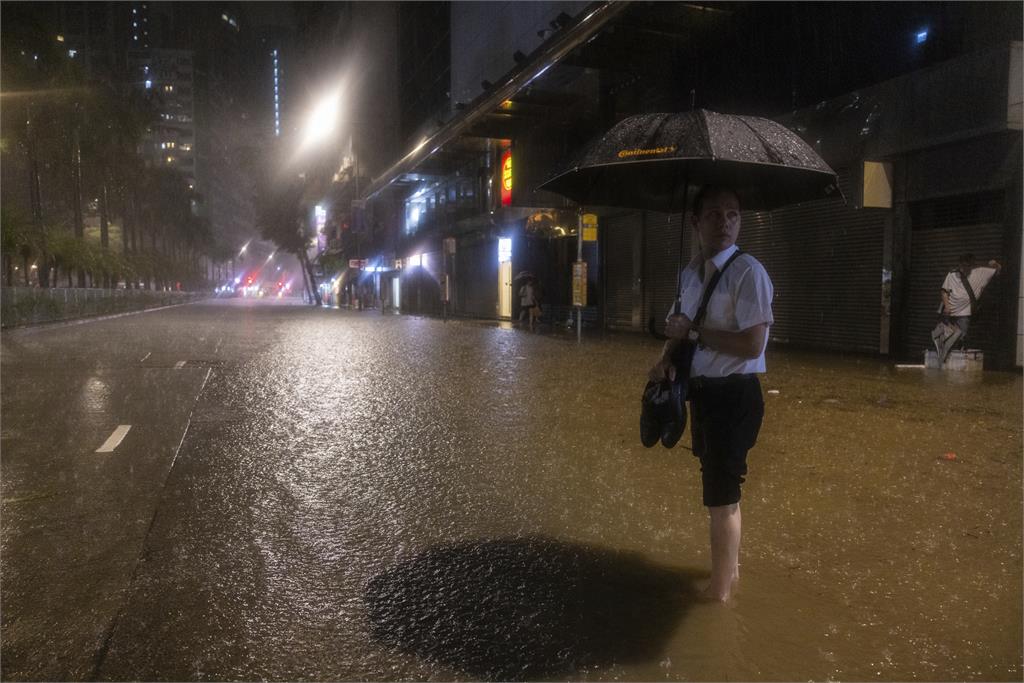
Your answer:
[302,89,341,150]
[232,240,250,287]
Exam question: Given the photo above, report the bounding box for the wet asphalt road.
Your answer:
[1,297,1021,681]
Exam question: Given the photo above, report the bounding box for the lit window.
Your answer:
[56,35,64,42]
[144,79,152,88]
[68,49,77,58]
[498,238,512,263]
[915,29,929,44]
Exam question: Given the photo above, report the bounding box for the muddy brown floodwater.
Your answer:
[540,338,1023,682]
[2,302,1020,681]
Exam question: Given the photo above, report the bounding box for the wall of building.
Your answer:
[448,1,589,110]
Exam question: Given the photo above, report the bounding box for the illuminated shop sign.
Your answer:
[315,204,327,232]
[500,149,512,207]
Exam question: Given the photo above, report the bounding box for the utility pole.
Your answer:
[26,100,49,287]
[72,108,85,287]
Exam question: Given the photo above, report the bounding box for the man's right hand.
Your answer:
[665,313,691,340]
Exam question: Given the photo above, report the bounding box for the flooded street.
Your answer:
[2,298,1021,681]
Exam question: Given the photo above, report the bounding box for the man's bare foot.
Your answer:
[698,575,739,603]
[699,583,730,602]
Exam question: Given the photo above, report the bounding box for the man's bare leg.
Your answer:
[705,503,741,601]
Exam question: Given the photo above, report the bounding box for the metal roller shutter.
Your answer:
[904,190,1006,362]
[643,211,689,334]
[741,170,886,352]
[604,212,641,328]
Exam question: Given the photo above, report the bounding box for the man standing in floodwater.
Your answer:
[648,186,774,602]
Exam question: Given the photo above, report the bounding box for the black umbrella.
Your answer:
[539,109,842,212]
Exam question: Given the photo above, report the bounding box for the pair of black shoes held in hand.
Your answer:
[640,375,687,448]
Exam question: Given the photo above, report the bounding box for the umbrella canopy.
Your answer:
[513,271,535,280]
[539,109,842,212]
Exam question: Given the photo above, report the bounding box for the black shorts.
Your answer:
[689,374,764,507]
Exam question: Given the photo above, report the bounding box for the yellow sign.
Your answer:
[616,145,677,159]
[501,150,512,206]
[572,260,588,307]
[582,213,598,241]
[502,152,512,191]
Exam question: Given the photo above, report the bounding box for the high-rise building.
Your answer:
[127,48,196,188]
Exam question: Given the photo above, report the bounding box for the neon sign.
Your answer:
[500,149,512,207]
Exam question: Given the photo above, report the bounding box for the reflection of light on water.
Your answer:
[81,376,110,413]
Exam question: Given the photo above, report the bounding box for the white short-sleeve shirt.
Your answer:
[666,244,774,378]
[940,267,997,316]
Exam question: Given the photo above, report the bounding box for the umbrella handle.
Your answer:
[673,178,689,319]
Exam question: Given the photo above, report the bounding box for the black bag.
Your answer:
[640,375,685,448]
[640,250,742,449]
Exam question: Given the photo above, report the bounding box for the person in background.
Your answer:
[518,277,538,331]
[648,185,774,603]
[938,254,1001,356]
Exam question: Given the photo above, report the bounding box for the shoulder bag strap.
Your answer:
[693,249,743,327]
[956,270,979,313]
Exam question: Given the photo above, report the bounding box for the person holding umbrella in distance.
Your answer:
[647,185,773,602]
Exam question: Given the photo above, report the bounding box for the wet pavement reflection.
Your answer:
[2,298,1020,681]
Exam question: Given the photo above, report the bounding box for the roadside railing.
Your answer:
[0,287,206,328]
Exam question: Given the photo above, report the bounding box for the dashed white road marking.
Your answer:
[140,352,152,363]
[96,425,132,453]
[174,360,186,369]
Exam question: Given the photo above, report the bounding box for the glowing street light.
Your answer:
[302,89,341,149]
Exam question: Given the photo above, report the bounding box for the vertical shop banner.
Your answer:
[500,149,512,207]
[572,260,588,306]
[582,213,598,241]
